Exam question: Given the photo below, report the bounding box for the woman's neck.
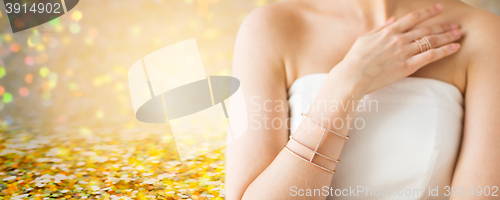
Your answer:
[306,0,446,28]
[346,0,397,20]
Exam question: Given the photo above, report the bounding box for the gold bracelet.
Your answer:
[289,136,340,163]
[284,146,336,174]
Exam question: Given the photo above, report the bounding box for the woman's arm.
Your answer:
[227,4,461,199]
[225,6,290,199]
[450,12,500,200]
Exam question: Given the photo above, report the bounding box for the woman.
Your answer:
[226,0,500,199]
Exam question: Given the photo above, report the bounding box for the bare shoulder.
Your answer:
[233,0,306,74]
[243,1,297,25]
[233,1,306,80]
[236,0,303,47]
[458,3,500,58]
[450,2,500,86]
[461,3,500,29]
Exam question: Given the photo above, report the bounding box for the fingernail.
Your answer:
[435,4,444,12]
[451,43,460,50]
[449,23,458,29]
[452,29,461,37]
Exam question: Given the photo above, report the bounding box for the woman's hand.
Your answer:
[335,4,462,95]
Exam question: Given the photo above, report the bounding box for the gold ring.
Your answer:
[423,37,432,50]
[415,39,424,53]
[415,37,431,53]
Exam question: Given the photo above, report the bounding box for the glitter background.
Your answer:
[0,0,498,199]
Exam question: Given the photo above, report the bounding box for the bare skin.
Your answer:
[226,0,500,199]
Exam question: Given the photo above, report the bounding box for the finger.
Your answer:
[425,29,461,48]
[408,29,461,55]
[389,4,444,33]
[406,43,460,72]
[366,16,396,35]
[403,23,458,42]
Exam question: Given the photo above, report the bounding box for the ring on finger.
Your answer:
[415,37,432,53]
[423,37,432,50]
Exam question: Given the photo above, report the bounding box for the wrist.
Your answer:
[326,61,368,100]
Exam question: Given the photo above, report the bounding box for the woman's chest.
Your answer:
[283,16,468,94]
